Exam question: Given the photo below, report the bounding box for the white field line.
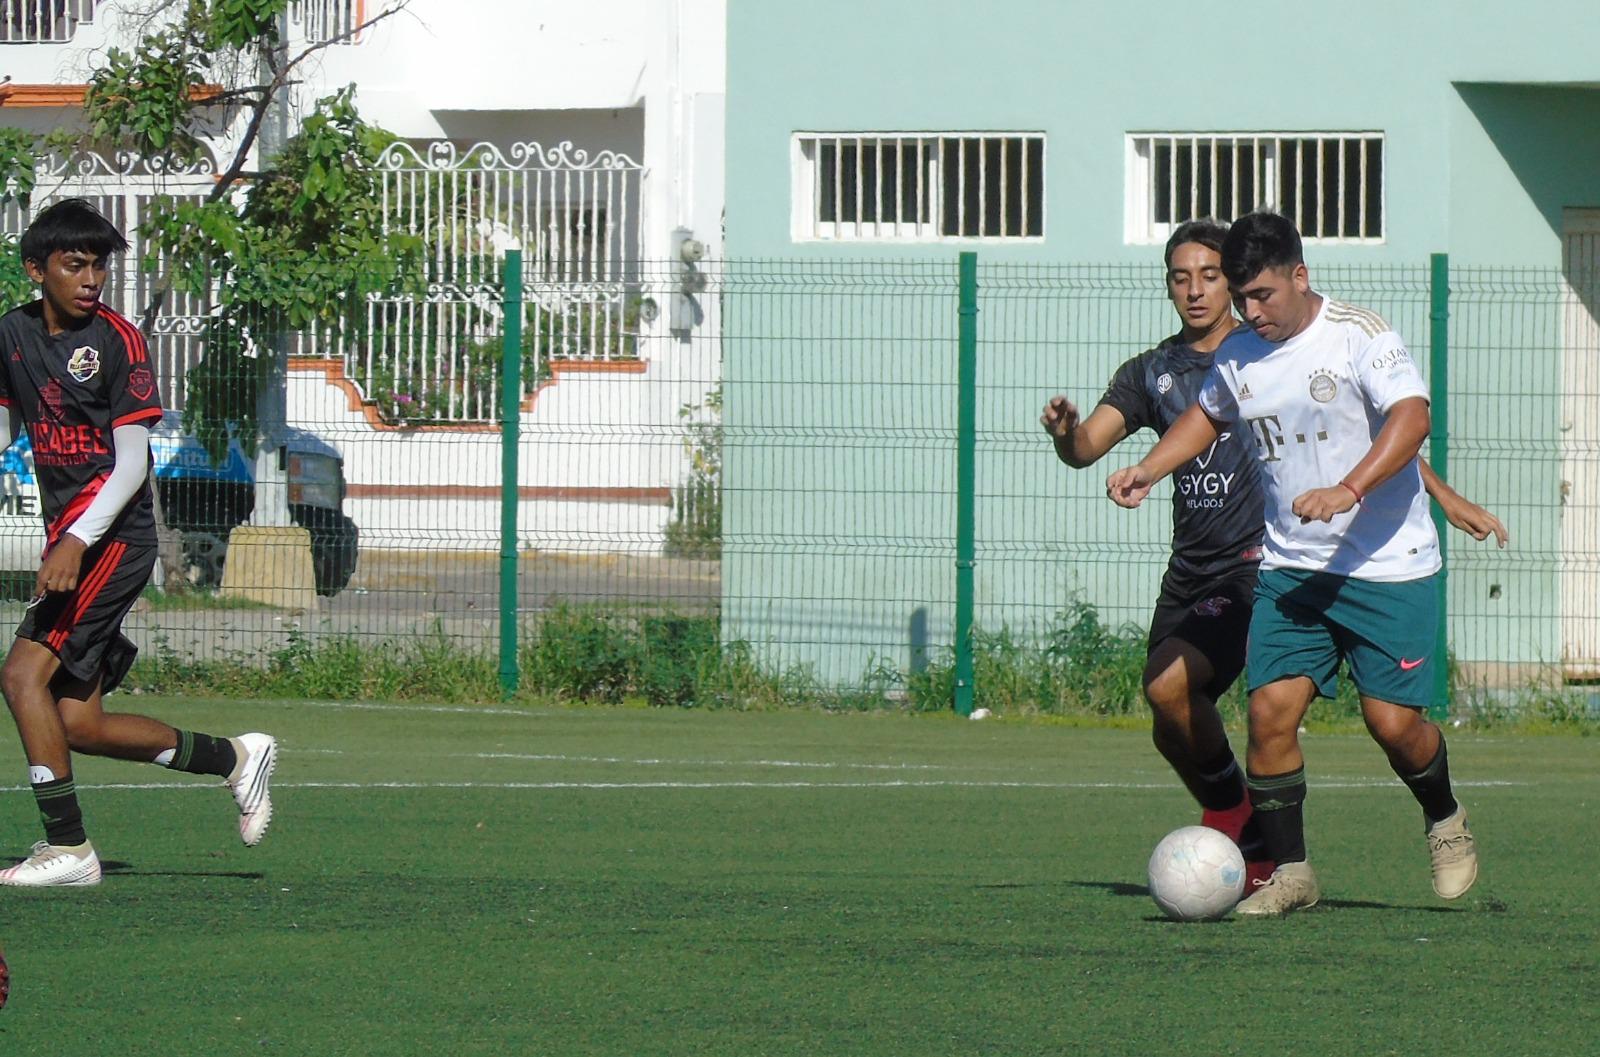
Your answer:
[0,778,1524,793]
[466,752,945,771]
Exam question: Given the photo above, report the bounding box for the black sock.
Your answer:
[1194,746,1246,811]
[32,775,87,847]
[168,731,238,778]
[1398,737,1458,826]
[1247,767,1308,864]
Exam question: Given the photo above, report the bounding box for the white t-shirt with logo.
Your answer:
[1198,297,1440,582]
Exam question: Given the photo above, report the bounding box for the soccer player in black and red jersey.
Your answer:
[0,199,277,886]
[1041,219,1505,889]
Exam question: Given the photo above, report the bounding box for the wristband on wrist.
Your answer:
[1339,480,1363,505]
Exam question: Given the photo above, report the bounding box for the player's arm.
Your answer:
[1418,459,1508,547]
[1105,402,1223,509]
[35,423,152,595]
[1292,396,1430,523]
[1040,397,1129,468]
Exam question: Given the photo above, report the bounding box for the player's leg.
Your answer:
[1341,573,1477,899]
[1143,583,1249,810]
[1233,569,1340,916]
[55,667,230,769]
[0,634,100,886]
[1142,637,1236,808]
[1144,576,1274,876]
[52,543,279,847]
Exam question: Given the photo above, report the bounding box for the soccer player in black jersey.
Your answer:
[0,199,277,886]
[1041,219,1505,888]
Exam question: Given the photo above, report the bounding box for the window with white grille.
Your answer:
[1126,133,1384,244]
[793,133,1044,242]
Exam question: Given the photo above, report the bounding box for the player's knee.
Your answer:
[1361,702,1424,749]
[1142,670,1189,720]
[1142,653,1198,717]
[60,709,105,751]
[1246,692,1299,744]
[0,655,43,707]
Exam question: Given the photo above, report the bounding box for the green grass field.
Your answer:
[0,699,1594,1056]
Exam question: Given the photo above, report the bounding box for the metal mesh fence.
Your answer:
[0,255,1592,692]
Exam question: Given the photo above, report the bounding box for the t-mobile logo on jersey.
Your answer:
[1247,415,1332,463]
[1247,415,1286,462]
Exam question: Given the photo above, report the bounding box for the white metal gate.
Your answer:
[6,140,646,424]
[339,139,647,423]
[2,150,218,411]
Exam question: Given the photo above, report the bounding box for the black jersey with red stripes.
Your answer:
[0,301,163,547]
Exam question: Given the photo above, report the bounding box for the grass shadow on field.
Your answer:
[1069,880,1470,916]
[1068,880,1148,898]
[1316,898,1463,914]
[99,860,264,880]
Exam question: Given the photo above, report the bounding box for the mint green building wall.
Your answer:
[724,0,1600,682]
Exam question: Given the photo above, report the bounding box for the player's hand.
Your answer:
[1439,493,1509,547]
[35,535,86,597]
[1040,396,1080,439]
[1106,464,1155,508]
[1291,485,1359,523]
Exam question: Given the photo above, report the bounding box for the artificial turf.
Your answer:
[0,698,1592,1056]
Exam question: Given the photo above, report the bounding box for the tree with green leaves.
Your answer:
[0,128,39,309]
[5,0,425,587]
[76,0,421,462]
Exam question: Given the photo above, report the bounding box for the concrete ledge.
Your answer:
[220,525,318,611]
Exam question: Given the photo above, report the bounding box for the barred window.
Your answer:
[793,133,1044,242]
[1126,133,1384,244]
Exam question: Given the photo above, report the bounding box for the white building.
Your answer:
[0,0,727,558]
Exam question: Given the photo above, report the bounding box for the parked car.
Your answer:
[0,413,359,596]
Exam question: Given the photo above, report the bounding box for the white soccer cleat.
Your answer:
[1427,806,1478,900]
[228,733,278,847]
[0,841,102,887]
[1234,861,1320,917]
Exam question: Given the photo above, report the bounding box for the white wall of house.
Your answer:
[2,0,729,560]
[308,0,727,263]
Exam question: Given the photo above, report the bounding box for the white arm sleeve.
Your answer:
[66,424,152,548]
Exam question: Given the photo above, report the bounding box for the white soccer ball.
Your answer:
[1147,825,1246,922]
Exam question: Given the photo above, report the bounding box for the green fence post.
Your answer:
[499,250,523,697]
[954,252,978,715]
[1428,253,1449,720]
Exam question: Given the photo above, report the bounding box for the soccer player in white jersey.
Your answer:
[1105,212,1484,916]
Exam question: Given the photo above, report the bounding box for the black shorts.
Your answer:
[18,539,153,694]
[1146,566,1258,701]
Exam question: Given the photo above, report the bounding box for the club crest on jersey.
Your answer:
[1193,596,1231,618]
[67,346,101,383]
[1308,368,1338,403]
[128,366,155,401]
[1156,372,1173,394]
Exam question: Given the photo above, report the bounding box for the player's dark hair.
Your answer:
[1163,218,1230,269]
[1220,211,1302,286]
[19,198,128,267]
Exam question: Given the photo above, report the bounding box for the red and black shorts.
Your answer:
[17,539,154,694]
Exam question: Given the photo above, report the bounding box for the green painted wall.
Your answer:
[721,1,1599,684]
[727,0,1600,265]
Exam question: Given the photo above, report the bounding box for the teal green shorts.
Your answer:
[1247,568,1440,709]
